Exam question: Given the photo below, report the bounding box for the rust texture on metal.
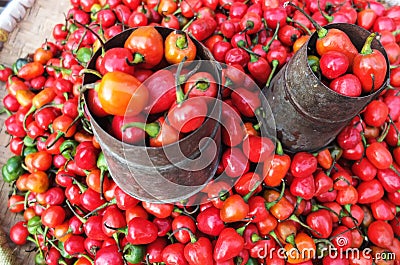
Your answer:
[264,23,390,152]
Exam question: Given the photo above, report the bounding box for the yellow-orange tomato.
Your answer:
[26,171,50,193]
[97,71,149,116]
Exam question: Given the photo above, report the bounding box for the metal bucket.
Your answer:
[264,23,390,152]
[83,27,222,203]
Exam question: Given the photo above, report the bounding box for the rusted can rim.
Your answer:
[283,23,390,124]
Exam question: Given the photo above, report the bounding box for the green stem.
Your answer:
[176,34,188,50]
[265,180,286,210]
[263,22,280,52]
[182,16,197,31]
[0,107,12,116]
[317,0,333,23]
[251,233,262,243]
[182,79,210,101]
[121,121,160,138]
[80,68,103,79]
[175,56,187,104]
[265,60,279,88]
[132,53,145,64]
[289,214,322,236]
[284,1,327,38]
[286,234,296,246]
[243,181,262,203]
[269,230,284,249]
[377,122,390,142]
[361,32,377,55]
[83,198,116,218]
[287,17,312,35]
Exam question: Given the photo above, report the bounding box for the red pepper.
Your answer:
[357,179,384,204]
[247,196,269,223]
[290,152,318,178]
[187,17,217,41]
[367,220,394,249]
[264,187,294,221]
[242,135,274,163]
[353,32,388,93]
[162,243,188,265]
[351,157,377,182]
[74,141,100,171]
[196,206,225,237]
[247,54,271,86]
[314,171,333,196]
[220,194,249,223]
[234,172,262,197]
[306,209,332,238]
[371,199,395,221]
[290,175,315,200]
[127,217,158,245]
[184,236,214,265]
[366,142,393,170]
[275,220,298,245]
[221,101,245,147]
[377,168,400,193]
[214,227,245,262]
[264,141,291,187]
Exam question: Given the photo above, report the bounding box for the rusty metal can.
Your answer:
[83,27,222,203]
[264,23,390,152]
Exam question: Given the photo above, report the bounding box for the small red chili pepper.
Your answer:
[353,32,388,93]
[214,227,245,262]
[239,12,262,35]
[290,152,318,178]
[196,206,225,236]
[127,217,158,245]
[184,233,214,265]
[187,17,217,41]
[371,199,395,221]
[314,171,333,196]
[306,208,333,239]
[290,175,315,200]
[264,141,291,187]
[368,220,394,249]
[358,179,385,204]
[366,141,393,170]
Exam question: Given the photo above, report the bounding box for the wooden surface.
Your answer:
[0,1,70,264]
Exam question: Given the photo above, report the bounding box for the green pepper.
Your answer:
[59,140,79,160]
[27,216,42,234]
[2,165,14,183]
[12,58,29,75]
[76,47,92,65]
[23,136,36,147]
[124,244,146,264]
[23,146,38,157]
[307,55,321,76]
[2,156,25,182]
